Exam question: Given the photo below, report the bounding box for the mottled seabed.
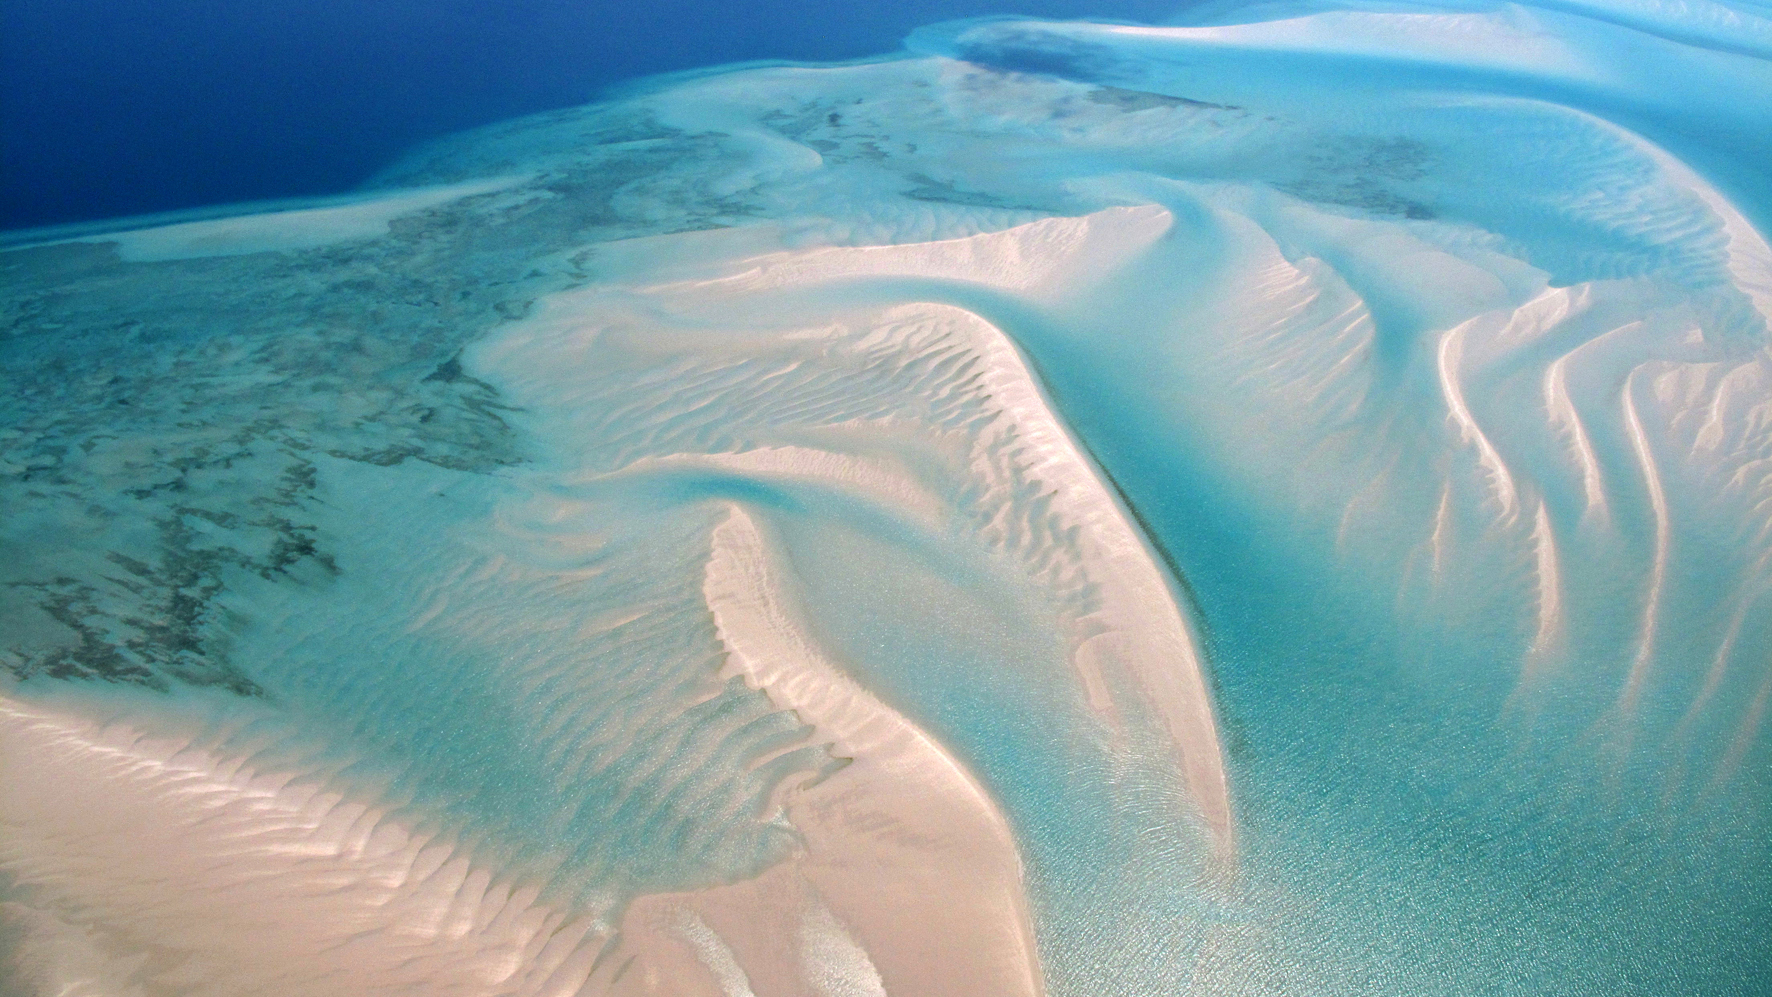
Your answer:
[2,0,1771,994]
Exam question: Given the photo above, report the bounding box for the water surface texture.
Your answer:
[2,1,1770,994]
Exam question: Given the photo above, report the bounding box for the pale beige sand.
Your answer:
[0,697,613,997]
[486,207,1235,857]
[47,177,523,262]
[1,208,1238,994]
[0,486,1050,997]
[938,302,1235,857]
[588,446,951,531]
[598,507,1043,996]
[653,204,1173,302]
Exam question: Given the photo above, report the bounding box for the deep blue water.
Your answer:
[1,0,1186,230]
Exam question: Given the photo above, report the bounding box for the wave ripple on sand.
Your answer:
[4,0,1772,993]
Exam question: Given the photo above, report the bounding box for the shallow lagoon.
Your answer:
[2,1,1769,994]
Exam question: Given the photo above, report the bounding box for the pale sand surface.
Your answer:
[0,507,1051,997]
[6,3,1772,990]
[484,209,1240,984]
[1,207,1237,993]
[486,207,1232,853]
[0,208,1240,991]
[42,177,523,262]
[603,507,1043,996]
[0,696,614,996]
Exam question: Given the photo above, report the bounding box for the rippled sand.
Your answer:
[3,1,1770,993]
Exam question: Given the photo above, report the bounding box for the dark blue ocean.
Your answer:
[2,0,1188,230]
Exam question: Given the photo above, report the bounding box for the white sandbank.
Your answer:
[44,177,522,262]
[481,206,1234,857]
[603,506,1043,997]
[0,696,613,997]
[661,204,1174,303]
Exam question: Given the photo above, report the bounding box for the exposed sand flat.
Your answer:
[0,205,1238,994]
[1543,349,1612,525]
[1437,318,1521,522]
[582,447,951,532]
[1102,10,1602,78]
[34,177,525,262]
[0,697,612,997]
[937,305,1236,857]
[679,214,1233,851]
[1529,503,1565,664]
[482,208,1234,857]
[1605,116,1772,325]
[667,204,1174,302]
[1613,368,1673,732]
[5,1,1771,990]
[601,506,1042,997]
[1003,178,1772,773]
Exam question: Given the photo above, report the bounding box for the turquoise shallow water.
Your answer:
[2,1,1769,994]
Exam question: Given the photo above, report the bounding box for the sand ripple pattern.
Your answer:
[4,0,1772,993]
